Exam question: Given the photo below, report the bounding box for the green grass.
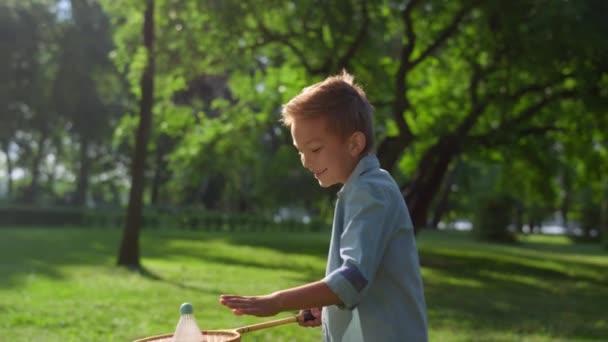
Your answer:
[0,228,606,341]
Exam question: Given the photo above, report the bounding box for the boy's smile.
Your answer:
[314,168,328,178]
[290,116,362,188]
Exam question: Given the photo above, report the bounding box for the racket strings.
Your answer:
[145,332,236,342]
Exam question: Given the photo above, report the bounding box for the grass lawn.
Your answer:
[0,227,606,341]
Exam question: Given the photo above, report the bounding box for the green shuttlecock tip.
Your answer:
[180,302,194,315]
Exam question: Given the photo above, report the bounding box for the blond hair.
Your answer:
[281,70,375,154]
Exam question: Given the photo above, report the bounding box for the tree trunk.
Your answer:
[601,199,607,248]
[403,139,459,233]
[601,183,608,249]
[24,129,49,204]
[377,136,413,173]
[117,0,155,269]
[429,158,460,229]
[514,203,524,233]
[560,168,573,228]
[73,136,90,206]
[1,140,12,198]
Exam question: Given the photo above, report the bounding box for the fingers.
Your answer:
[310,307,322,317]
[220,294,249,304]
[220,295,254,312]
[297,308,322,327]
[220,295,258,308]
[220,295,245,305]
[299,320,321,327]
[219,294,278,317]
[299,318,322,327]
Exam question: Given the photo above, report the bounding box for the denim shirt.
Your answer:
[322,154,428,342]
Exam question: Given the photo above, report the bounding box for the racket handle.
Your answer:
[235,311,316,334]
[235,316,297,334]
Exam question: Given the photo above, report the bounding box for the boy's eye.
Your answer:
[311,147,322,153]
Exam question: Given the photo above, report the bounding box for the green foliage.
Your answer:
[0,205,326,232]
[2,0,607,231]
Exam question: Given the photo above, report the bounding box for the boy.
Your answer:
[220,71,428,341]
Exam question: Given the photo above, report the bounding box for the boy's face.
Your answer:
[291,116,360,188]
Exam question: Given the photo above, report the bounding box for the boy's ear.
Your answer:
[349,132,366,156]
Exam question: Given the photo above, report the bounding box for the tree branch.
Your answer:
[505,89,577,127]
[457,67,572,139]
[254,21,317,74]
[468,125,565,148]
[465,89,577,148]
[453,59,497,138]
[469,62,482,107]
[249,1,369,76]
[402,0,419,59]
[335,0,369,71]
[390,0,422,140]
[409,0,481,69]
[506,74,571,102]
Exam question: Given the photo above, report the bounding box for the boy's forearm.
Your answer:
[273,280,342,312]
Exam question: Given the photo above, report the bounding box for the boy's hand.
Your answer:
[298,308,322,327]
[219,293,280,317]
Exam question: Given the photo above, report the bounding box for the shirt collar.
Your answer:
[338,154,380,196]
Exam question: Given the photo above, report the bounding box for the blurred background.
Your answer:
[1,0,607,242]
[2,0,608,341]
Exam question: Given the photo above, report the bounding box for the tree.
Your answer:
[51,0,115,206]
[204,0,608,231]
[0,4,22,198]
[95,0,608,240]
[117,0,155,269]
[2,1,61,204]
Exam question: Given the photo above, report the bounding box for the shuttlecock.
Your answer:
[173,303,205,342]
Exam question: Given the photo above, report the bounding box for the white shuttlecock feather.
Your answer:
[173,303,205,342]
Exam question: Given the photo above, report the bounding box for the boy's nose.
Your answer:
[301,154,315,171]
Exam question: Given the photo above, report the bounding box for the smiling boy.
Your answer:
[220,71,428,341]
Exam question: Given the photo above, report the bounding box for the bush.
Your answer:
[84,208,124,228]
[0,206,84,226]
[0,205,326,232]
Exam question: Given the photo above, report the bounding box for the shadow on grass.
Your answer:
[137,265,219,294]
[420,249,608,340]
[145,230,331,258]
[516,239,606,256]
[0,228,328,290]
[422,230,607,257]
[2,227,606,340]
[0,227,122,288]
[421,248,607,286]
[224,232,330,258]
[145,230,608,339]
[141,231,328,285]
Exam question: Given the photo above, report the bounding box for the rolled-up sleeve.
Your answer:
[323,185,392,310]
